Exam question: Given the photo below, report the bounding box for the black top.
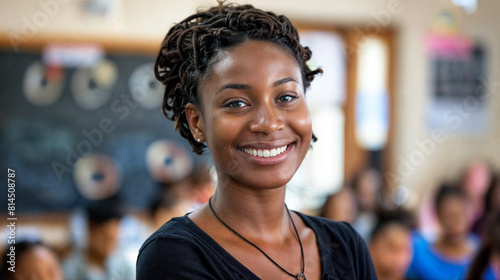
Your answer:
[137,212,377,280]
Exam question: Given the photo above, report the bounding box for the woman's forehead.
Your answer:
[206,40,302,83]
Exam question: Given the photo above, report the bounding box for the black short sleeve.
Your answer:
[299,216,377,280]
[344,222,377,280]
[137,236,218,280]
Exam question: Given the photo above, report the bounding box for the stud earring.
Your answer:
[197,138,201,142]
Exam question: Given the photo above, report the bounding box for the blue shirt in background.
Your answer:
[406,232,496,280]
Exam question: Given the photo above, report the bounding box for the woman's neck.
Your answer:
[210,178,290,242]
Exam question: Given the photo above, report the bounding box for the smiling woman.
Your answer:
[136,3,377,280]
[188,40,312,189]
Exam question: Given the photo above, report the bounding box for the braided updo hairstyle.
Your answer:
[155,2,322,154]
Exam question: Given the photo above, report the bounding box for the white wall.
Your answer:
[1,0,499,202]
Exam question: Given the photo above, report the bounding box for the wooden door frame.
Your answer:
[295,23,397,188]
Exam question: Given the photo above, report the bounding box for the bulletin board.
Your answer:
[0,42,193,213]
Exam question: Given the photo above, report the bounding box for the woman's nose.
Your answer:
[249,103,285,134]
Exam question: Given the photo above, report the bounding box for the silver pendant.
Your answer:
[297,273,306,280]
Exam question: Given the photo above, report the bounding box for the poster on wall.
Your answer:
[425,10,489,135]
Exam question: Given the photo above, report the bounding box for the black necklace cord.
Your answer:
[208,197,306,279]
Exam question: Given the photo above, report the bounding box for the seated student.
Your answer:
[466,212,500,280]
[460,161,493,234]
[369,210,414,280]
[351,168,383,241]
[63,196,134,280]
[0,240,64,280]
[187,162,215,210]
[149,184,191,231]
[407,183,480,280]
[320,186,357,224]
[475,174,500,236]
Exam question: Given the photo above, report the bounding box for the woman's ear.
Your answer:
[185,103,205,142]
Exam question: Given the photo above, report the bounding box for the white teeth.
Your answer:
[242,145,288,158]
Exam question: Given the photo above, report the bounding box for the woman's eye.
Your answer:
[225,100,247,108]
[277,94,298,103]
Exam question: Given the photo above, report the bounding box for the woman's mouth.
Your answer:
[242,145,288,158]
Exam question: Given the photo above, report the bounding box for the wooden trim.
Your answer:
[343,28,368,183]
[294,22,339,33]
[381,28,397,190]
[293,23,398,184]
[295,24,359,184]
[341,27,397,184]
[0,32,162,55]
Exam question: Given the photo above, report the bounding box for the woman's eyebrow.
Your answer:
[217,83,251,94]
[222,83,251,90]
[273,77,298,87]
[217,77,298,94]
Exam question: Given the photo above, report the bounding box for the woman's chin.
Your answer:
[219,172,294,190]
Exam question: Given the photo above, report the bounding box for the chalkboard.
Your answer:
[0,48,195,213]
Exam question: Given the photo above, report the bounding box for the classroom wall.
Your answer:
[0,0,499,204]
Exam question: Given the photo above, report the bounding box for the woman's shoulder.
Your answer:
[136,216,215,279]
[295,212,377,279]
[136,215,262,280]
[138,216,200,256]
[295,212,368,259]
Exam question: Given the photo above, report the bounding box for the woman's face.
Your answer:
[188,40,312,190]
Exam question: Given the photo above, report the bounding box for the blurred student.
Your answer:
[475,174,500,236]
[407,183,479,279]
[188,162,215,210]
[484,174,500,216]
[351,167,383,240]
[149,184,191,231]
[63,196,134,280]
[460,161,493,234]
[369,210,414,280]
[466,212,500,280]
[0,240,64,280]
[320,186,357,223]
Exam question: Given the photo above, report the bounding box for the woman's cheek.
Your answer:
[291,105,312,140]
[207,115,238,151]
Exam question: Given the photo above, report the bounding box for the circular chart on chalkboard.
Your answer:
[72,59,118,110]
[23,61,64,106]
[73,153,121,200]
[146,140,193,184]
[128,63,164,109]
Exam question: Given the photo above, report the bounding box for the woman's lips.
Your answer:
[241,144,288,158]
[237,143,295,166]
